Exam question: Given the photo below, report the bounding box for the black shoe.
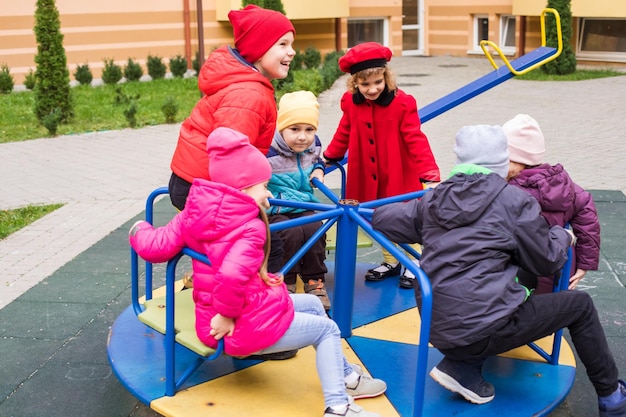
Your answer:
[399,276,416,289]
[242,349,298,361]
[429,357,495,404]
[364,262,401,281]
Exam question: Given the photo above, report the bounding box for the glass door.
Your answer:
[402,0,423,55]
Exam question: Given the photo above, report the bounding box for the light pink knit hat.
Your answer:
[502,114,546,166]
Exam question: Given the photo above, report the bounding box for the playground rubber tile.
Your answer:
[0,355,141,417]
[0,299,105,340]
[18,270,129,304]
[0,337,64,400]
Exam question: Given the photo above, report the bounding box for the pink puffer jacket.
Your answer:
[129,179,294,356]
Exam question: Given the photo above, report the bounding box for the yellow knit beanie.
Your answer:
[276,91,319,132]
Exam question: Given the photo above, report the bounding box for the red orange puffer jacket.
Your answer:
[129,179,294,356]
[170,46,278,183]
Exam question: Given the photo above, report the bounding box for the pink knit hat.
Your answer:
[228,5,295,64]
[502,114,546,166]
[207,127,272,190]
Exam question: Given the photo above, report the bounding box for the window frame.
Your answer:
[577,17,626,63]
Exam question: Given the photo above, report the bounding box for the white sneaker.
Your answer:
[323,399,381,417]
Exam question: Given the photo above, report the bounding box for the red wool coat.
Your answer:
[324,89,440,202]
[170,46,278,183]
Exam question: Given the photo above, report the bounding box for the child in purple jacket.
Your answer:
[503,113,601,294]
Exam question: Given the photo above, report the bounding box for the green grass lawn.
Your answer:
[0,77,201,143]
[0,204,63,240]
[517,68,625,81]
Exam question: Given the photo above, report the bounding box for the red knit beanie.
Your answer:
[207,127,272,190]
[228,5,295,64]
[339,42,393,74]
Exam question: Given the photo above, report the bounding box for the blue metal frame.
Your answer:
[126,45,566,415]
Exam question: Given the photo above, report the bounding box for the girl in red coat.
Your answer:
[131,128,387,417]
[323,42,441,289]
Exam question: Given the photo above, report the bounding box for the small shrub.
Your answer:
[291,70,324,95]
[192,51,202,74]
[0,65,14,94]
[114,86,140,105]
[123,103,138,127]
[169,55,187,78]
[42,108,62,135]
[320,50,344,90]
[74,63,93,86]
[147,55,166,79]
[161,96,178,123]
[302,47,322,69]
[291,51,304,71]
[124,58,143,82]
[102,59,122,85]
[24,69,36,90]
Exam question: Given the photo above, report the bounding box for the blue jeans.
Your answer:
[253,294,353,408]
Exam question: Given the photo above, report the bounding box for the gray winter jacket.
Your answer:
[371,168,571,349]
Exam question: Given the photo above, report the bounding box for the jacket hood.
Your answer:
[183,179,260,242]
[271,129,317,156]
[426,171,507,229]
[198,46,274,97]
[508,163,574,212]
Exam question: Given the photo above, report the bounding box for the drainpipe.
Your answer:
[183,0,191,69]
[197,0,205,67]
[518,15,526,58]
[335,18,341,51]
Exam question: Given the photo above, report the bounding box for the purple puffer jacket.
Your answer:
[508,163,600,276]
[129,179,294,357]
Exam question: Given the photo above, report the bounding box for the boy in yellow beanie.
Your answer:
[266,91,331,310]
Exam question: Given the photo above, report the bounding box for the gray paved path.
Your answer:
[1,55,625,417]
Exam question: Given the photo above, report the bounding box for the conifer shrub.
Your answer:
[169,55,187,78]
[0,65,14,94]
[124,58,143,82]
[147,55,166,79]
[33,0,73,123]
[543,0,576,75]
[161,96,178,123]
[74,63,93,86]
[24,69,36,90]
[303,47,322,69]
[42,108,62,135]
[102,59,122,85]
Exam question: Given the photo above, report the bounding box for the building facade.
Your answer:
[1,0,625,84]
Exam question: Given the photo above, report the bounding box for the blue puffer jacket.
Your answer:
[266,130,325,215]
[372,164,571,349]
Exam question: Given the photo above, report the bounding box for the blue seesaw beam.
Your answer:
[419,46,557,123]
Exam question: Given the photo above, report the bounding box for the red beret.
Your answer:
[339,42,393,74]
[228,5,295,64]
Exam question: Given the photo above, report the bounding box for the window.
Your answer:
[348,18,387,47]
[473,15,489,50]
[578,18,626,62]
[501,15,516,52]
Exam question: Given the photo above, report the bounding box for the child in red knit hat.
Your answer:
[169,5,295,212]
[323,42,441,289]
[167,5,295,309]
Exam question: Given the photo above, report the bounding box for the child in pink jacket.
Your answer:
[129,127,386,417]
